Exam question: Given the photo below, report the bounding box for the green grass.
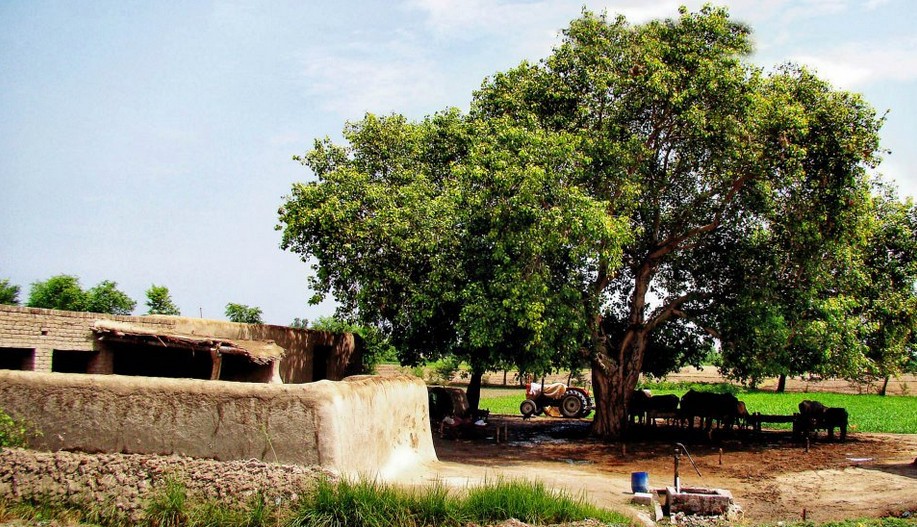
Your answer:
[478,384,917,434]
[0,476,634,527]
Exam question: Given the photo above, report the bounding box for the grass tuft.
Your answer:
[144,476,189,527]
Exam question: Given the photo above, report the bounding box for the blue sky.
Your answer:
[2,1,915,325]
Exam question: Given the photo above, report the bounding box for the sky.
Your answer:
[1,0,915,326]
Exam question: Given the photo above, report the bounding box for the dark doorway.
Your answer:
[219,353,274,382]
[52,349,96,373]
[313,344,332,381]
[108,341,212,380]
[0,347,33,370]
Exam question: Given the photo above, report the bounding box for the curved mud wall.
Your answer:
[0,371,435,476]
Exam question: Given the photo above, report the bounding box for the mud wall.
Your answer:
[0,370,435,476]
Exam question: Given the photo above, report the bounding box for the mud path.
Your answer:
[397,416,917,523]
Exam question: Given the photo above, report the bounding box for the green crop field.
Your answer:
[478,386,917,434]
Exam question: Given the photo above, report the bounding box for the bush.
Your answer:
[0,408,34,448]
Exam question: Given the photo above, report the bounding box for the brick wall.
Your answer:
[0,305,362,382]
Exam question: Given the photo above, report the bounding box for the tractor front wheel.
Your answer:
[520,399,539,418]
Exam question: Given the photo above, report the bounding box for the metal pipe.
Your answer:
[674,443,702,493]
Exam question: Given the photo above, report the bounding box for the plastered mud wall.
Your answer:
[0,371,435,476]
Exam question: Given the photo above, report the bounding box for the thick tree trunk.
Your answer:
[466,369,484,412]
[590,260,654,440]
[590,332,646,440]
[776,374,787,393]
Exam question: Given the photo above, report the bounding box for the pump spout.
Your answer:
[673,443,702,493]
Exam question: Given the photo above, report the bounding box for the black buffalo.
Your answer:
[629,390,680,426]
[679,390,747,431]
[796,400,848,441]
[629,389,653,425]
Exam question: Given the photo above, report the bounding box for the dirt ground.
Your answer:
[398,416,917,524]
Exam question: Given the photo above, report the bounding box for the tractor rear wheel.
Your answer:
[560,393,584,418]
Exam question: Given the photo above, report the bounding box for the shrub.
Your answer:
[0,408,33,448]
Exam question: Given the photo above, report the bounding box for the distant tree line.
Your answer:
[1,274,182,317]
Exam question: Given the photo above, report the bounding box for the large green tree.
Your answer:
[717,183,917,391]
[469,7,882,437]
[279,6,887,438]
[280,110,628,409]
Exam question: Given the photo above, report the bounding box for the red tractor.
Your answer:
[519,381,593,419]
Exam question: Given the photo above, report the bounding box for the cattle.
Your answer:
[645,394,680,425]
[796,400,848,441]
[679,390,746,431]
[629,390,680,426]
[629,389,653,425]
[799,399,827,416]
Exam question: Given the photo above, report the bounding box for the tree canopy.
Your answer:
[278,6,901,438]
[145,284,181,316]
[225,302,263,324]
[0,279,20,306]
[27,274,136,315]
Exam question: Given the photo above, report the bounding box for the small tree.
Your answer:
[85,280,136,315]
[0,279,20,305]
[145,284,181,315]
[27,275,88,311]
[290,317,309,329]
[225,302,263,324]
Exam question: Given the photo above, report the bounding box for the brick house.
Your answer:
[0,305,362,383]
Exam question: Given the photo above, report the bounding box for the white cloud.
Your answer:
[296,32,448,120]
[791,36,917,89]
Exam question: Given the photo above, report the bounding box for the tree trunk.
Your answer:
[880,375,890,396]
[590,332,646,440]
[776,374,787,393]
[466,369,484,412]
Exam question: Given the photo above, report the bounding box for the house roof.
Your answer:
[91,320,285,365]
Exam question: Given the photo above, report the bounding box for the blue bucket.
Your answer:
[631,471,649,493]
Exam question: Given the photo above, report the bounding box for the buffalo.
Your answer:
[796,399,848,441]
[629,390,680,426]
[679,390,747,431]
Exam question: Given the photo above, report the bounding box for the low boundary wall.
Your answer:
[0,371,435,477]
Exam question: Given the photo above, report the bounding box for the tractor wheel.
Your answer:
[574,391,592,418]
[560,393,584,418]
[520,399,539,418]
